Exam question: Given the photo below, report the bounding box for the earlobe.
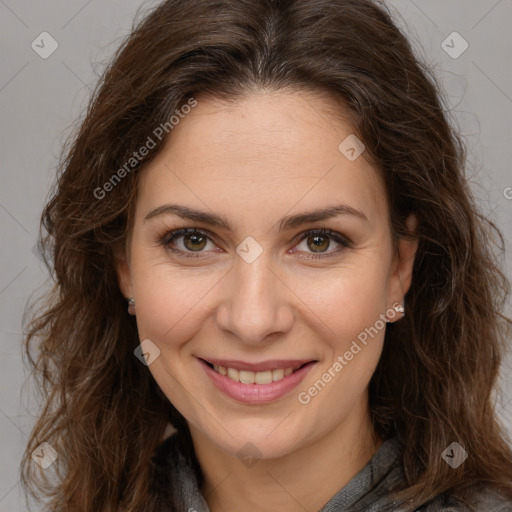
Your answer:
[387,214,418,321]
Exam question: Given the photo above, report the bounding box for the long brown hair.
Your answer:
[21,0,512,510]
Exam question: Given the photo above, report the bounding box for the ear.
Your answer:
[113,243,133,300]
[387,213,418,318]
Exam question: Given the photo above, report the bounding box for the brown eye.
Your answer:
[160,227,349,260]
[160,228,216,257]
[307,234,330,252]
[183,233,207,251]
[293,228,350,259]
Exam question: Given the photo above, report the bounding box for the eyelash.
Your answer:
[158,227,351,260]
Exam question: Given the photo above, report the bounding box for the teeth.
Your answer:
[255,370,272,384]
[272,368,284,381]
[212,364,300,384]
[239,370,255,384]
[227,367,239,381]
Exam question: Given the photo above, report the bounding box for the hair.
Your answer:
[21,0,512,511]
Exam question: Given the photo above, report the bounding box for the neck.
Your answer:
[190,401,381,512]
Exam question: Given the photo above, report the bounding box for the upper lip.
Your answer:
[200,358,316,372]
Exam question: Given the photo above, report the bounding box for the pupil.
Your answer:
[182,233,330,253]
[185,233,206,251]
[309,235,329,252]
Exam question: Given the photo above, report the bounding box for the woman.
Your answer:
[21,0,512,511]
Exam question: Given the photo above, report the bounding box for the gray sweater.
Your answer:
[151,433,512,511]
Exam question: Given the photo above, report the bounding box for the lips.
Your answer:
[200,358,315,373]
[198,357,318,404]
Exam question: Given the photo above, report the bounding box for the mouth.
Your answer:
[198,357,317,404]
[201,359,313,385]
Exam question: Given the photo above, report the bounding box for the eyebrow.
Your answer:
[144,203,368,231]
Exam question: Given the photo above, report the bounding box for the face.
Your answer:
[116,89,417,460]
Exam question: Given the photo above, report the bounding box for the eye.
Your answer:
[159,227,351,259]
[159,228,217,258]
[292,228,350,259]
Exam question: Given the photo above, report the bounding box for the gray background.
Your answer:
[1,1,511,510]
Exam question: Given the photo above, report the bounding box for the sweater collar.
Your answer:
[151,432,402,512]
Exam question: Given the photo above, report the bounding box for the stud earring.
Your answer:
[394,303,404,314]
[385,302,405,323]
[127,298,136,315]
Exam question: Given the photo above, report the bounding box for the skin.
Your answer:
[115,89,418,512]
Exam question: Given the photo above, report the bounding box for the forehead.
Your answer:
[136,89,388,229]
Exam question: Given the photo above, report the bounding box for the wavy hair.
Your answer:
[21,0,512,510]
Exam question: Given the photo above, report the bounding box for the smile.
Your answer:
[198,358,317,404]
[207,362,308,384]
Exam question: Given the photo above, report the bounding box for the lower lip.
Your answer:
[198,359,317,404]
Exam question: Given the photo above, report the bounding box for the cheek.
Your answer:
[290,258,389,341]
[131,256,222,347]
[131,238,391,354]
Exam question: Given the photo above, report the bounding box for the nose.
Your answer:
[215,253,295,346]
